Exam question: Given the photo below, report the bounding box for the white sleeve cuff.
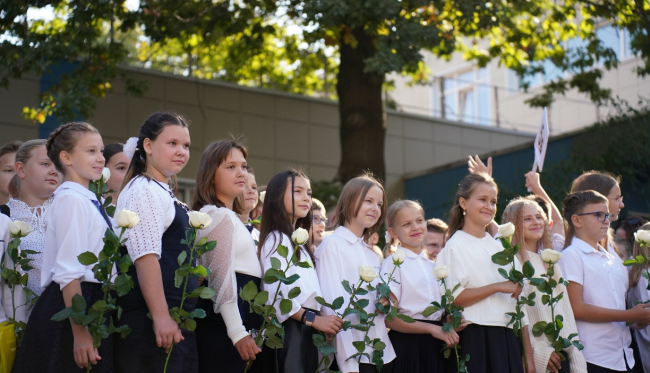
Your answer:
[220,301,248,345]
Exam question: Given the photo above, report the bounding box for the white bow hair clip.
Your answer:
[384,231,392,243]
[123,137,139,160]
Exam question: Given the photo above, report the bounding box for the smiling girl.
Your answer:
[192,140,265,373]
[436,172,534,373]
[6,139,60,299]
[315,174,395,373]
[114,112,197,373]
[382,200,461,373]
[501,198,587,373]
[14,122,112,372]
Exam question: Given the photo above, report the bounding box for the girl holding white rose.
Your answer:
[436,172,535,373]
[14,122,113,372]
[258,169,343,373]
[380,200,460,373]
[315,174,396,373]
[113,112,199,373]
[627,224,650,373]
[191,139,265,373]
[501,197,588,373]
[6,139,60,298]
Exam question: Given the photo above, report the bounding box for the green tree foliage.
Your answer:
[2,0,650,182]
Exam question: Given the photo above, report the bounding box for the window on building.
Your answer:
[438,67,491,126]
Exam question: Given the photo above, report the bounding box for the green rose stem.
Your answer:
[314,278,364,373]
[163,223,217,373]
[531,255,583,364]
[491,235,536,373]
[241,235,310,373]
[0,226,37,344]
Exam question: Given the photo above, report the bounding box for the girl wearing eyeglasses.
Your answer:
[559,191,650,373]
[310,198,328,248]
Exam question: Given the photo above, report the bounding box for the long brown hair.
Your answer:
[630,223,650,288]
[447,172,498,239]
[120,112,190,192]
[8,139,48,198]
[331,173,387,242]
[501,197,553,265]
[570,171,620,196]
[561,190,608,249]
[192,139,248,214]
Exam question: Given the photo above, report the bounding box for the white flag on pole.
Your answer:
[532,107,549,173]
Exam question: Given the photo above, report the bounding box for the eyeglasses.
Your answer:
[575,212,611,222]
[313,216,328,225]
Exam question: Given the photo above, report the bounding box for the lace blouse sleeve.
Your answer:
[120,183,167,261]
[197,206,237,313]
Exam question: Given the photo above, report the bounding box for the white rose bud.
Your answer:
[540,249,562,264]
[187,211,213,230]
[291,227,309,245]
[392,247,406,265]
[101,167,111,183]
[635,230,650,245]
[8,220,34,237]
[358,265,378,283]
[114,209,140,228]
[433,265,450,280]
[259,191,266,203]
[497,222,516,238]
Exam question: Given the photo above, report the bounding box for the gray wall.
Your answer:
[0,67,535,200]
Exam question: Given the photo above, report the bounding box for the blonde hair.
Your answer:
[447,172,498,238]
[8,139,47,198]
[629,223,650,288]
[501,197,553,265]
[331,173,386,242]
[46,122,99,174]
[382,200,424,256]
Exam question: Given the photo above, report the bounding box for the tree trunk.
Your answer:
[336,27,386,184]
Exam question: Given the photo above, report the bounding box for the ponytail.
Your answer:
[46,122,98,174]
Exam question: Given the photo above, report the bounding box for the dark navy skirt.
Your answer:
[388,319,445,373]
[446,324,524,373]
[12,282,113,373]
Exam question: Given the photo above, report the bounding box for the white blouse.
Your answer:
[6,197,53,296]
[436,230,529,328]
[559,238,633,371]
[259,231,321,323]
[116,176,178,262]
[41,181,111,289]
[197,205,262,346]
[0,214,27,323]
[380,247,443,321]
[524,252,587,373]
[315,226,396,373]
[627,274,650,373]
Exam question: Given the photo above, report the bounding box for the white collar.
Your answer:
[54,181,97,201]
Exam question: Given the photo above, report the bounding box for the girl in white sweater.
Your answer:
[502,197,588,373]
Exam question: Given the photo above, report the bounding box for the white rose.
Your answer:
[259,191,266,203]
[291,227,309,245]
[497,222,516,238]
[114,209,140,229]
[8,220,33,237]
[187,211,212,230]
[358,265,378,283]
[433,265,450,280]
[540,249,562,264]
[101,167,111,183]
[635,230,650,245]
[392,247,406,265]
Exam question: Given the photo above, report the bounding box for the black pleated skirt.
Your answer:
[12,282,113,373]
[446,324,524,373]
[113,306,198,373]
[388,319,445,373]
[195,273,269,373]
[271,316,319,373]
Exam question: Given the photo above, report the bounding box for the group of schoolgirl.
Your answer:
[0,111,649,373]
